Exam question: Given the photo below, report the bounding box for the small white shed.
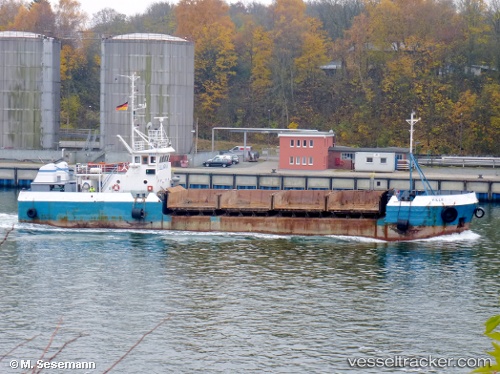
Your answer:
[354,152,396,172]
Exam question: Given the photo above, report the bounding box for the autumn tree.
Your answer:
[267,0,331,127]
[457,0,491,68]
[334,11,379,146]
[175,0,237,135]
[137,2,175,34]
[0,0,24,30]
[90,8,130,34]
[337,0,462,148]
[486,0,500,72]
[53,0,99,131]
[471,82,500,154]
[54,0,86,48]
[229,14,265,127]
[250,25,273,121]
[271,0,307,125]
[293,18,330,121]
[450,90,478,155]
[306,0,363,41]
[10,0,56,35]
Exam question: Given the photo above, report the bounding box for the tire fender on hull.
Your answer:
[27,208,37,219]
[441,207,458,223]
[396,218,409,232]
[131,208,145,220]
[474,207,485,219]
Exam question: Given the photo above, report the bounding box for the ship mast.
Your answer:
[406,111,420,191]
[405,112,434,195]
[117,72,145,151]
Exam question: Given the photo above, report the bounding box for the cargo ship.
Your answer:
[17,75,484,240]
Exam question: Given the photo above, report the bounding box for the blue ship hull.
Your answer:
[384,202,477,226]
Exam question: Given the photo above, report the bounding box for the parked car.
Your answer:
[203,156,233,167]
[219,152,239,164]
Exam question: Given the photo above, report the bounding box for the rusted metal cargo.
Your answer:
[166,216,381,237]
[166,188,220,211]
[219,190,274,211]
[327,190,386,215]
[165,188,386,216]
[273,190,329,212]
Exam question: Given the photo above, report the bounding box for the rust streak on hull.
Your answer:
[23,216,472,241]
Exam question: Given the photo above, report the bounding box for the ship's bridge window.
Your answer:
[150,156,156,164]
[142,156,148,164]
[135,156,140,163]
[146,169,156,175]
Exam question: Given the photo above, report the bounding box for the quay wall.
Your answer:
[170,170,500,202]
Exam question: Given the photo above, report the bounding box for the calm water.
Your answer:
[1,189,499,373]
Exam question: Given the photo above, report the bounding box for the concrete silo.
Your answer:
[0,31,60,150]
[101,33,194,154]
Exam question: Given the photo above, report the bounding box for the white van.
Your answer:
[229,146,253,154]
[228,146,259,161]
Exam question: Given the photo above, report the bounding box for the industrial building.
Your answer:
[329,146,409,171]
[100,33,195,154]
[0,31,60,150]
[278,131,336,171]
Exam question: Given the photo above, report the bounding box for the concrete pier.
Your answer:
[0,164,39,188]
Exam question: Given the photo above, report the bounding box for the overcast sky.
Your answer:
[63,0,269,19]
[46,0,165,18]
[80,0,158,17]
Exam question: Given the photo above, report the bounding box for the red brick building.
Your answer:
[278,132,335,170]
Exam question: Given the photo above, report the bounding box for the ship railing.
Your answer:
[135,139,171,151]
[148,129,163,139]
[150,140,171,149]
[433,190,474,195]
[134,141,146,151]
[416,156,500,168]
[75,163,103,175]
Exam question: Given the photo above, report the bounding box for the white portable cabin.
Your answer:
[354,152,396,172]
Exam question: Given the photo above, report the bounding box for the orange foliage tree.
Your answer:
[175,0,237,134]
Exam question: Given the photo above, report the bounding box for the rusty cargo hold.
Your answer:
[162,188,389,236]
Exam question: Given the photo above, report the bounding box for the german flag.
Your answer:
[115,102,128,111]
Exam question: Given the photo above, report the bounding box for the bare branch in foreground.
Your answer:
[0,225,14,247]
[103,316,171,374]
[32,317,63,374]
[35,333,88,374]
[0,334,40,363]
